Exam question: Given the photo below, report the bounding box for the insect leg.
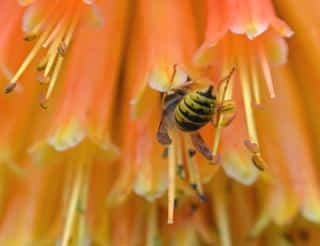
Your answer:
[214,99,236,127]
[157,114,172,145]
[190,132,213,160]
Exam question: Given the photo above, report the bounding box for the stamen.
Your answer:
[58,41,68,57]
[24,19,45,42]
[147,204,159,246]
[250,52,261,105]
[43,23,67,79]
[37,73,50,85]
[258,46,275,98]
[23,32,38,41]
[76,159,90,244]
[40,55,63,109]
[168,140,176,224]
[212,127,222,164]
[186,136,206,202]
[212,67,235,164]
[42,19,65,48]
[249,210,270,238]
[251,154,267,171]
[41,14,78,107]
[184,137,196,189]
[190,203,199,212]
[4,26,52,93]
[61,161,86,246]
[239,56,259,144]
[36,57,49,71]
[23,2,60,41]
[188,149,196,158]
[244,139,259,154]
[212,177,231,246]
[162,147,169,159]
[176,138,185,179]
[244,140,268,171]
[4,83,17,94]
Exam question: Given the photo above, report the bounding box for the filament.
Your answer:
[168,139,176,224]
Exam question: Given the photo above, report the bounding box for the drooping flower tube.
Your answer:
[193,0,294,186]
[108,0,221,225]
[0,0,129,244]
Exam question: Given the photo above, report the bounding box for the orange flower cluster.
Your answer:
[0,0,320,245]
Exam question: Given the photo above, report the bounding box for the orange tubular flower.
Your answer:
[194,0,294,185]
[108,0,220,224]
[0,0,128,244]
[1,0,320,245]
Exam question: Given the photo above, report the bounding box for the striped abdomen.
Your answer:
[174,87,216,132]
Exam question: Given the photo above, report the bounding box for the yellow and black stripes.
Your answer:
[174,86,216,132]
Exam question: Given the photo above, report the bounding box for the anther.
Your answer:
[174,198,179,209]
[211,154,221,165]
[37,57,49,71]
[244,140,260,154]
[40,97,49,110]
[198,193,208,202]
[298,229,310,242]
[23,32,38,41]
[58,42,68,56]
[219,100,236,113]
[190,183,197,191]
[188,149,196,158]
[190,203,199,212]
[282,233,294,243]
[4,83,16,94]
[37,73,50,84]
[76,203,86,214]
[162,147,169,159]
[176,164,185,179]
[251,154,266,171]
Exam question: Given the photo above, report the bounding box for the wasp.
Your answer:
[155,65,236,161]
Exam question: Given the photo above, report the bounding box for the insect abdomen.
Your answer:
[174,90,216,132]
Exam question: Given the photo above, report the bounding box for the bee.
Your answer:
[155,65,236,161]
